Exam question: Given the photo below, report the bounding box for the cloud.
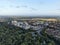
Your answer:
[21,5,37,11]
[21,5,38,11]
[57,9,60,10]
[21,5,28,8]
[9,5,38,11]
[16,6,20,8]
[15,5,28,8]
[30,7,37,11]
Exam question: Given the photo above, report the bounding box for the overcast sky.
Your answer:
[0,0,60,16]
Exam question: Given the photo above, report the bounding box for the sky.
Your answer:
[0,0,60,16]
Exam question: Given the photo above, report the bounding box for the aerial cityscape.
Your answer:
[0,16,60,45]
[0,0,60,45]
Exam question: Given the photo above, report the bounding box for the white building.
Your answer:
[11,21,18,26]
[11,21,30,29]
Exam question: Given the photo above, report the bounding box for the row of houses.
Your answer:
[45,22,60,39]
[11,20,45,30]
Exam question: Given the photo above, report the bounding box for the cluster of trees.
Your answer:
[0,23,55,45]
